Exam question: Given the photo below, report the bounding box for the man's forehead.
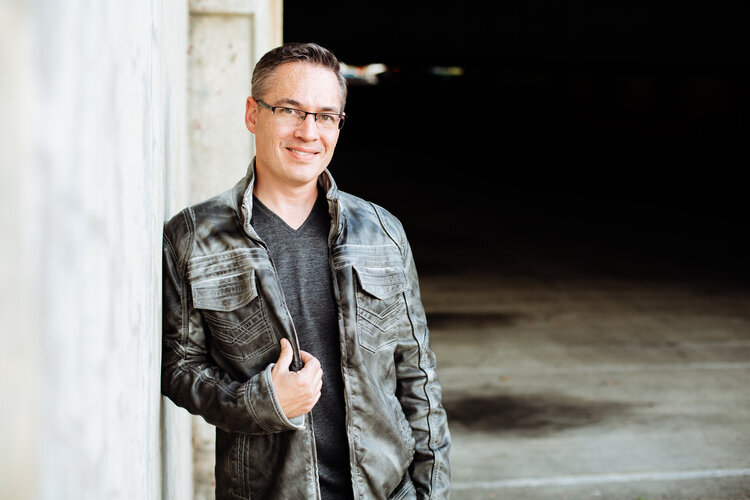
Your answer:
[265,62,342,109]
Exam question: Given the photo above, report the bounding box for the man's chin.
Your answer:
[285,163,328,186]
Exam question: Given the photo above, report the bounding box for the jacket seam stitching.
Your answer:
[237,433,248,496]
[245,372,274,434]
[405,292,440,499]
[179,208,196,349]
[181,362,244,403]
[370,203,404,254]
[180,208,195,272]
[163,232,178,266]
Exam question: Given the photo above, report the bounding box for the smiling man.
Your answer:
[161,42,451,499]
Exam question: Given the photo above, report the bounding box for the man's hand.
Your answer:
[271,338,323,419]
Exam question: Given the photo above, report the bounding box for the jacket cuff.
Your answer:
[243,364,305,433]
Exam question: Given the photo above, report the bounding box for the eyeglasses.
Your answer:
[256,99,346,131]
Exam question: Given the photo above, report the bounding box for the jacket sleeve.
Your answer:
[393,229,452,499]
[161,210,304,434]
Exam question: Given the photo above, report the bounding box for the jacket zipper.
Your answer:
[327,205,358,499]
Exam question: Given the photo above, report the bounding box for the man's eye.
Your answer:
[318,114,335,122]
[278,107,297,116]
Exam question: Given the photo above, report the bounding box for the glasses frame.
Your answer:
[255,99,346,130]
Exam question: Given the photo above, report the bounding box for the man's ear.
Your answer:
[245,96,259,133]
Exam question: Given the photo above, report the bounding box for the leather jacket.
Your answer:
[162,161,451,499]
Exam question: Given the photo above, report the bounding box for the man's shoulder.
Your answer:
[163,183,243,247]
[337,189,406,246]
[338,189,397,219]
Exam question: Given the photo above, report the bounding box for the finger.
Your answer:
[312,366,323,385]
[299,350,321,371]
[274,338,294,374]
[311,388,322,408]
[299,349,316,364]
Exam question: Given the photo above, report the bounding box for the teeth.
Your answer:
[289,148,315,155]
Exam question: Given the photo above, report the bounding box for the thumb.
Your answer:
[274,338,294,372]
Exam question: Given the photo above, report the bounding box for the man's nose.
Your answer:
[295,113,319,139]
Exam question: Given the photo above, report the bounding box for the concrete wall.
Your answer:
[0,0,193,498]
[0,0,282,497]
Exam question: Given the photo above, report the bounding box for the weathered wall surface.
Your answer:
[187,0,283,204]
[0,0,193,498]
[0,0,283,497]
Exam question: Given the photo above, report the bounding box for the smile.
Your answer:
[287,147,319,157]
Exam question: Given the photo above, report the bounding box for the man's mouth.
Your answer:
[287,147,319,157]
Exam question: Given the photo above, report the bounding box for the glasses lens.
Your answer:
[274,107,303,126]
[315,114,341,131]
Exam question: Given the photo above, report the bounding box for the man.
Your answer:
[162,42,451,499]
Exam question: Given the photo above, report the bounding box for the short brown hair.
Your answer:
[251,42,347,108]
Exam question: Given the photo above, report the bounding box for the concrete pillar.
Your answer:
[188,0,283,203]
[0,1,39,498]
[0,0,193,498]
[186,1,282,497]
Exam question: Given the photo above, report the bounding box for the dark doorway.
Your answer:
[284,1,748,285]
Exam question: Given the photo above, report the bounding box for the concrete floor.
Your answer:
[417,239,750,500]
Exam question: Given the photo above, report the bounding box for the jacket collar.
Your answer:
[237,158,343,241]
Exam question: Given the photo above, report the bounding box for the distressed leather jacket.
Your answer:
[162,161,451,499]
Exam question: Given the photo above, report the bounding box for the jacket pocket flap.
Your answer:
[353,265,409,300]
[191,269,257,312]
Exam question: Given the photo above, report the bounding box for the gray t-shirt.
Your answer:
[252,192,352,500]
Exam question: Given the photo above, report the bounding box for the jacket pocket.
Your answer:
[353,265,409,353]
[389,474,416,500]
[191,269,275,362]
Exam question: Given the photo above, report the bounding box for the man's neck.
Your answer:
[253,175,319,230]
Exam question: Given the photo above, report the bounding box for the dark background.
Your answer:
[284,1,748,284]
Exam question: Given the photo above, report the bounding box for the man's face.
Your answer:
[245,62,343,190]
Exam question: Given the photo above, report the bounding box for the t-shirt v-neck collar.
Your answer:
[252,194,323,235]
